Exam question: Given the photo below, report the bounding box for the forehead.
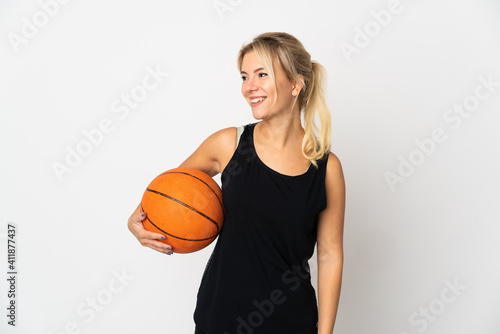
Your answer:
[241,50,261,69]
[241,50,282,74]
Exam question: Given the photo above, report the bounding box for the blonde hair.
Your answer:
[237,32,331,168]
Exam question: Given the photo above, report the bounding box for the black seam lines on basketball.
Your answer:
[140,203,217,242]
[145,187,220,238]
[160,171,225,214]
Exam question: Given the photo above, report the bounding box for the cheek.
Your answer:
[268,85,281,102]
[262,82,275,96]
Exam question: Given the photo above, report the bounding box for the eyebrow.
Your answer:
[240,67,265,75]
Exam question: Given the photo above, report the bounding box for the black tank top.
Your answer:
[194,122,328,334]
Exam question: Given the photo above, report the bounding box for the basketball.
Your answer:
[140,167,224,254]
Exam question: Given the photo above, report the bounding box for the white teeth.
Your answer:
[251,97,265,103]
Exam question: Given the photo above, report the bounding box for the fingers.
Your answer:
[128,212,146,234]
[132,213,166,240]
[136,211,147,222]
[129,212,173,255]
[139,237,173,255]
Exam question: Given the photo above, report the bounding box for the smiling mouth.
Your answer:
[250,97,266,106]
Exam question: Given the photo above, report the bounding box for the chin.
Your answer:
[251,109,266,120]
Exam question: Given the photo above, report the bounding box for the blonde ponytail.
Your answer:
[302,61,331,168]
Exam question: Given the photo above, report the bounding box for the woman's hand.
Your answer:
[128,208,173,255]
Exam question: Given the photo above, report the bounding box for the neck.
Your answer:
[255,109,304,149]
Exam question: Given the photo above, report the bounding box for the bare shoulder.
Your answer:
[326,152,344,177]
[210,127,238,150]
[205,127,238,160]
[212,127,239,172]
[178,126,237,176]
[325,152,345,192]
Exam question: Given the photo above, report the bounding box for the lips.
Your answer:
[250,96,266,106]
[250,97,265,103]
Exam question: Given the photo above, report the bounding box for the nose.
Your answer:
[243,75,258,95]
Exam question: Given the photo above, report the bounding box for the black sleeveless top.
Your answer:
[193,122,328,333]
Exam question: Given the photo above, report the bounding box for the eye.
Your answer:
[259,72,268,78]
[241,76,248,81]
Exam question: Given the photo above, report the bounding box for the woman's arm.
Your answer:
[127,127,237,253]
[178,127,237,176]
[316,152,346,334]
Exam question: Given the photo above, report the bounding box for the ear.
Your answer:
[291,75,304,97]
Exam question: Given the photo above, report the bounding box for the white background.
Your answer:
[1,0,499,333]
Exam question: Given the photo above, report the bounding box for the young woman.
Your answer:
[128,32,345,334]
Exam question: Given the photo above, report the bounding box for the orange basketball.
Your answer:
[140,168,224,254]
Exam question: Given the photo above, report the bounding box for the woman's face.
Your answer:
[240,50,300,120]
